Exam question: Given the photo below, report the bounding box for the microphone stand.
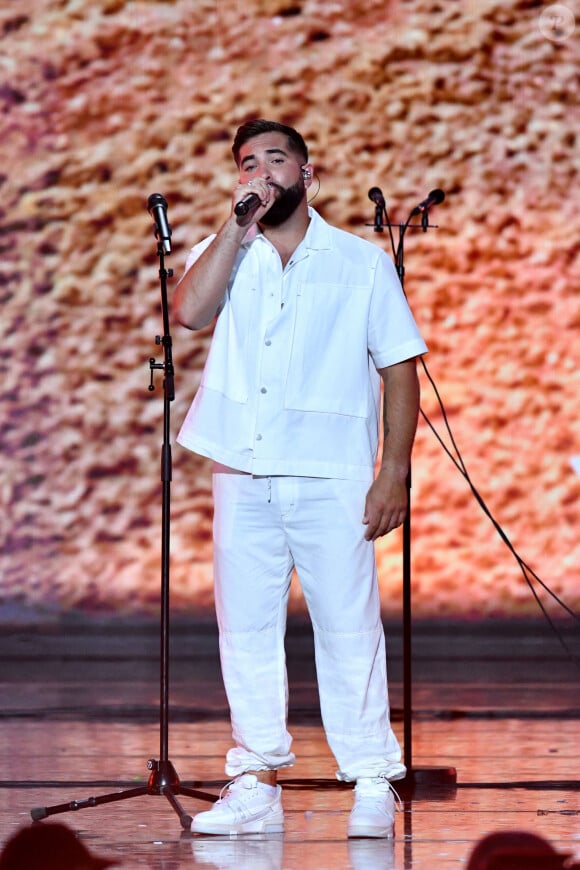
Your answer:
[369,201,457,795]
[30,213,216,829]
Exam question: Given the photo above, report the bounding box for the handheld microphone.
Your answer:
[234,193,261,217]
[411,189,445,216]
[147,193,172,254]
[368,187,386,208]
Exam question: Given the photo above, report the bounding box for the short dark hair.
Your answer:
[232,119,308,166]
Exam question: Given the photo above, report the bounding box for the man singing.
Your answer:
[175,119,427,839]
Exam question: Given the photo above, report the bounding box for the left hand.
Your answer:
[362,468,408,541]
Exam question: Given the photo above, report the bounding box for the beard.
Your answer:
[259,177,306,227]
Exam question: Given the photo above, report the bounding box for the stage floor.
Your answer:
[0,616,578,869]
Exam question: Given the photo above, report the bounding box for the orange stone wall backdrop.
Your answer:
[1,0,578,618]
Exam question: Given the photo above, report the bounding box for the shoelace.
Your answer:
[379,777,403,813]
[217,779,253,803]
[217,775,260,805]
[213,776,279,821]
[356,777,403,813]
[383,777,402,809]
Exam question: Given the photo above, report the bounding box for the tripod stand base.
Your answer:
[397,766,457,798]
[30,758,216,831]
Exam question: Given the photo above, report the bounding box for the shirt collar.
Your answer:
[241,207,333,252]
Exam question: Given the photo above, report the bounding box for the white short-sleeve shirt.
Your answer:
[177,208,427,480]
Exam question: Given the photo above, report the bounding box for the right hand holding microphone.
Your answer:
[233,179,277,223]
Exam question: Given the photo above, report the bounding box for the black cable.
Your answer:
[306,174,321,205]
[365,192,578,665]
[419,355,580,668]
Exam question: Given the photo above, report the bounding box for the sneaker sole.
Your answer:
[192,815,285,836]
[347,824,394,839]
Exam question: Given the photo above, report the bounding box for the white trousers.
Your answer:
[212,472,405,782]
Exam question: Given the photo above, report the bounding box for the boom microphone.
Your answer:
[368,187,386,208]
[147,193,172,254]
[411,189,445,216]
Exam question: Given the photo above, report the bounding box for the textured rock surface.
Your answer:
[1,0,578,616]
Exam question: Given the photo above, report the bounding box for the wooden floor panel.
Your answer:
[0,618,578,868]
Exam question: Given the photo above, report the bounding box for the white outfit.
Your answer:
[178,208,427,480]
[178,208,427,782]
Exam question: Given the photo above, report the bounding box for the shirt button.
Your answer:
[256,434,263,441]
[260,387,267,394]
[265,340,272,346]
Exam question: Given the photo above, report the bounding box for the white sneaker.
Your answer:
[191,774,284,835]
[347,776,400,839]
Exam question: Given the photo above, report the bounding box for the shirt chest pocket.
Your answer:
[283,282,373,418]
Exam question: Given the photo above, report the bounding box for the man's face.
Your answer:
[237,132,307,226]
